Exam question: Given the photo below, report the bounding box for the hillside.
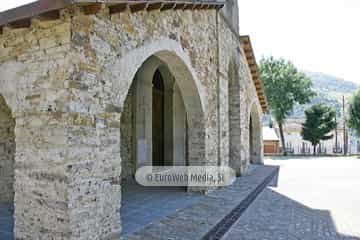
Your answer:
[290,71,358,118]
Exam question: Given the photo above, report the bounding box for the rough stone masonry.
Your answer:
[0,0,267,239]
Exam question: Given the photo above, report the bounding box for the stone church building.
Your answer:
[0,0,267,239]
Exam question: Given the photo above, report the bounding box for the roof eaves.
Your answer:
[240,35,269,113]
[0,0,225,28]
[0,0,72,27]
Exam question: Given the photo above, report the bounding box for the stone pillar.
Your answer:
[14,112,72,239]
[13,111,122,240]
[187,113,209,193]
[228,60,242,176]
[173,83,187,166]
[0,96,15,203]
[187,115,207,166]
[134,70,153,168]
[250,108,263,164]
[67,112,121,240]
[121,84,136,180]
[161,66,175,166]
[240,95,250,173]
[257,126,264,163]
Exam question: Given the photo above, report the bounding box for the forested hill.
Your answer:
[290,71,359,118]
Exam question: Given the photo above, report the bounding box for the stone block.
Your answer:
[39,37,57,49]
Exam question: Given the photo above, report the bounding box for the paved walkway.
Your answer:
[124,165,278,240]
[0,183,205,239]
[0,164,278,240]
[223,156,360,240]
[121,182,205,236]
[6,159,335,239]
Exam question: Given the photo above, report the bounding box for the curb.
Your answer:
[202,167,279,240]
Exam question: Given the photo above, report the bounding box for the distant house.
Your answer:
[277,118,359,155]
[263,127,280,154]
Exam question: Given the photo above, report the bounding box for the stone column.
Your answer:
[121,85,136,180]
[228,60,242,176]
[240,95,250,174]
[250,111,263,164]
[187,114,207,166]
[67,112,121,240]
[14,112,72,239]
[0,97,15,203]
[13,111,122,240]
[134,71,153,168]
[173,84,187,166]
[161,67,175,166]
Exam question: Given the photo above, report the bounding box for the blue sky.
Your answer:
[1,0,360,84]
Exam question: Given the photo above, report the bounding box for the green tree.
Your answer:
[348,88,360,136]
[301,104,336,155]
[259,56,316,155]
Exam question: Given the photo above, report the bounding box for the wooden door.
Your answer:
[152,70,165,166]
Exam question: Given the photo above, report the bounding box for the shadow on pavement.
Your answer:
[223,168,360,240]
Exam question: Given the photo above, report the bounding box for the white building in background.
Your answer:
[275,119,360,155]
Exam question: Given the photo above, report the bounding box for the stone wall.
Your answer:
[173,83,187,166]
[239,58,264,167]
[0,95,15,203]
[218,13,240,173]
[0,10,76,239]
[0,4,264,240]
[250,102,263,163]
[218,12,264,171]
[69,7,219,239]
[222,0,240,33]
[0,8,122,239]
[121,84,135,180]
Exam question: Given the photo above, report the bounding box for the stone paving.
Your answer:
[123,165,278,240]
[222,156,360,240]
[0,164,280,240]
[0,183,205,239]
[121,181,205,236]
[4,157,358,240]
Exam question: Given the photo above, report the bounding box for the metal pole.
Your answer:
[343,96,347,155]
[335,113,338,153]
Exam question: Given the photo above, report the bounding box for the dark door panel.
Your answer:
[152,70,165,166]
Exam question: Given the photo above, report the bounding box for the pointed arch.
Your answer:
[249,101,263,164]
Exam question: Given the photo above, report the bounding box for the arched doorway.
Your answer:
[118,51,205,236]
[249,103,263,164]
[120,56,191,179]
[0,95,15,239]
[105,40,207,171]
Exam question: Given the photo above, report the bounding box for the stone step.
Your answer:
[123,165,279,240]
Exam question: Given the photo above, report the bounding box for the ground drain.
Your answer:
[202,167,279,240]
